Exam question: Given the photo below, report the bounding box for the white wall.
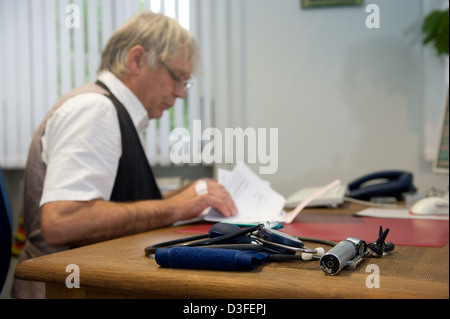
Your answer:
[229,0,448,197]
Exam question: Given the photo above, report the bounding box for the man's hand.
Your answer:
[164,179,237,221]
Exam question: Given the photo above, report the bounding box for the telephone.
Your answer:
[347,170,416,201]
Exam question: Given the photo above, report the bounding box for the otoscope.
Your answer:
[319,226,394,275]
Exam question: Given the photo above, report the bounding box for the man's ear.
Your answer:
[126,45,147,75]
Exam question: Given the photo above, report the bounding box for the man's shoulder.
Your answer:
[52,85,117,124]
[64,82,109,98]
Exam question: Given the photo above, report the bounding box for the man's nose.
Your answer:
[174,85,187,99]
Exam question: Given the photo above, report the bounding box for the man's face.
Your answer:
[134,49,192,119]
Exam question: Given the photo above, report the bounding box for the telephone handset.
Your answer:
[347,170,416,200]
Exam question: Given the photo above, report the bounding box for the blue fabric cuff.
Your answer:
[155,247,270,271]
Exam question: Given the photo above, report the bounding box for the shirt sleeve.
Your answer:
[40,93,122,206]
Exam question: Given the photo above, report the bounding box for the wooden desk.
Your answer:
[14,203,449,299]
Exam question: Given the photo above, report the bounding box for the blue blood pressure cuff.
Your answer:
[155,247,270,271]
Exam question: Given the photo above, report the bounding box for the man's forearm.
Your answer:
[40,199,178,247]
[40,180,236,248]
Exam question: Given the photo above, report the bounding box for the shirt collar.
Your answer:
[98,71,149,133]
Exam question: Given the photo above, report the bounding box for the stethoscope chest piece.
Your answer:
[257,227,304,254]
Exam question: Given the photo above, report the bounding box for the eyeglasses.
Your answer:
[161,61,192,90]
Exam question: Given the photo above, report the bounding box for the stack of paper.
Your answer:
[203,163,286,225]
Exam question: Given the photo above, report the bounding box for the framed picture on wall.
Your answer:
[301,0,364,9]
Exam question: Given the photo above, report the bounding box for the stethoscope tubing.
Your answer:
[145,225,337,257]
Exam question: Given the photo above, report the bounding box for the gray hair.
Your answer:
[98,11,200,78]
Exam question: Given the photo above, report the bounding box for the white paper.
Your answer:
[204,163,286,224]
[356,208,449,220]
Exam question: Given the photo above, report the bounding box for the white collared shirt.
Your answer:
[40,71,149,206]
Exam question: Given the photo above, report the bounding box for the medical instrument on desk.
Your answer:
[319,226,394,275]
[146,222,394,272]
[145,222,328,260]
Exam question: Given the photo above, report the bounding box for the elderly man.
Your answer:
[12,11,236,299]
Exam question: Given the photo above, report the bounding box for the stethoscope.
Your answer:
[145,222,335,261]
